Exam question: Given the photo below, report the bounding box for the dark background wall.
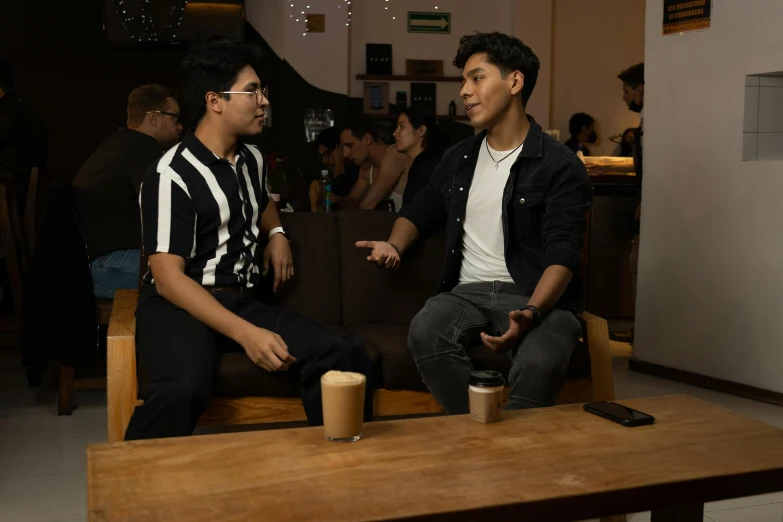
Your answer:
[2,1,188,182]
[1,1,470,188]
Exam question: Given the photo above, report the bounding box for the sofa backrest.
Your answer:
[336,210,445,327]
[276,212,342,325]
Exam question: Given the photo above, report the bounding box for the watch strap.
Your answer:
[522,305,542,326]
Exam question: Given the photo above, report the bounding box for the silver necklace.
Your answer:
[486,139,524,170]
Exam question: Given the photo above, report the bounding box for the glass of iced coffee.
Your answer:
[321,370,366,442]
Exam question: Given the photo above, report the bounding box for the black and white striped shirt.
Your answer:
[140,132,269,288]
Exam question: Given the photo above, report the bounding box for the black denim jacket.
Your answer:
[399,115,592,313]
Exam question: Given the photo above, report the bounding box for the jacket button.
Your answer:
[460,187,464,191]
[457,218,461,222]
[520,198,526,204]
[464,155,468,159]
[451,249,455,253]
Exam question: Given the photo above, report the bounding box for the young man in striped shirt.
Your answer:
[125,39,374,440]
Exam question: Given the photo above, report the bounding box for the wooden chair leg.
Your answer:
[58,364,75,416]
[0,185,24,325]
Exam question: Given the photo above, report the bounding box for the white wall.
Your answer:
[551,0,646,155]
[349,0,514,118]
[246,0,349,94]
[635,0,783,393]
[247,0,284,58]
[513,0,553,129]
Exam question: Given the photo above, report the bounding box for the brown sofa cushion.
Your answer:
[337,210,445,327]
[348,323,426,391]
[213,326,382,398]
[276,212,341,326]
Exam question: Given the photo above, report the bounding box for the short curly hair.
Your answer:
[453,32,540,106]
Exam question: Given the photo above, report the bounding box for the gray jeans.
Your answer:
[408,282,582,414]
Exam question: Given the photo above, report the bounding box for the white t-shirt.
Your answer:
[458,138,523,285]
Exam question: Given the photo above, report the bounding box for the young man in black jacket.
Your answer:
[357,32,591,414]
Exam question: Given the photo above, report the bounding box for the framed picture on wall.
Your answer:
[366,44,393,75]
[411,82,437,113]
[363,82,390,115]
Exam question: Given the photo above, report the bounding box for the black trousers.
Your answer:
[124,286,375,441]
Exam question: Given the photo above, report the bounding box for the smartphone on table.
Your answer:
[583,401,655,427]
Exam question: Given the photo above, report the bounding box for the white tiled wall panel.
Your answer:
[757,132,783,160]
[744,74,783,160]
[758,86,783,133]
[743,132,758,161]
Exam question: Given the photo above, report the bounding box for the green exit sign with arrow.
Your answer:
[407,12,451,34]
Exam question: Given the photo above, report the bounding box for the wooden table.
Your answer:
[87,395,783,521]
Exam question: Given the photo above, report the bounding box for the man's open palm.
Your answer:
[355,240,400,270]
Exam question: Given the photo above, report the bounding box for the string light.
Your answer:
[112,0,188,42]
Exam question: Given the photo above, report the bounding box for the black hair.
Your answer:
[568,113,595,137]
[344,114,379,141]
[181,37,262,123]
[316,126,340,150]
[618,63,644,89]
[0,58,14,93]
[453,32,540,106]
[620,127,635,157]
[400,106,440,150]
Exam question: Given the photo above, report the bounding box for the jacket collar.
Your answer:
[455,114,544,161]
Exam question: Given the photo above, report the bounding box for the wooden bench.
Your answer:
[106,289,615,442]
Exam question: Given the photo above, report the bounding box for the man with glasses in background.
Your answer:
[72,84,183,300]
[125,38,374,440]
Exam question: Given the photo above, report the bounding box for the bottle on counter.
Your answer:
[448,100,457,116]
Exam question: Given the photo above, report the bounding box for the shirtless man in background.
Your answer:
[339,115,410,212]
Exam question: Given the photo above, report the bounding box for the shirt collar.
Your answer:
[182,132,248,167]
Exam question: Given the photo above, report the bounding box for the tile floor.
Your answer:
[1,345,782,522]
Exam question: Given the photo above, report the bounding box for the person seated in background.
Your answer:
[339,115,410,212]
[356,32,590,414]
[0,58,46,212]
[72,84,182,300]
[564,112,597,156]
[316,126,345,177]
[315,126,358,199]
[125,38,373,440]
[611,127,635,157]
[392,106,445,208]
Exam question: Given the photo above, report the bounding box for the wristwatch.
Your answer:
[268,226,291,241]
[521,305,542,327]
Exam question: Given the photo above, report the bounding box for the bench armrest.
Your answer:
[578,311,615,402]
[107,289,139,442]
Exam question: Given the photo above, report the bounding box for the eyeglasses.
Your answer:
[217,86,269,106]
[147,110,180,123]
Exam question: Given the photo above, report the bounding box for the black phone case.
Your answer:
[583,402,655,427]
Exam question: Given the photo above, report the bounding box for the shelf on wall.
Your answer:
[365,114,470,122]
[356,74,462,83]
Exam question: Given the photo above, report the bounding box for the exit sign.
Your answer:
[407,12,451,34]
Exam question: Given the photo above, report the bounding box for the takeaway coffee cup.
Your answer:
[469,371,505,423]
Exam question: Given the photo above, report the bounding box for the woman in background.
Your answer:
[392,106,445,208]
[611,128,635,157]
